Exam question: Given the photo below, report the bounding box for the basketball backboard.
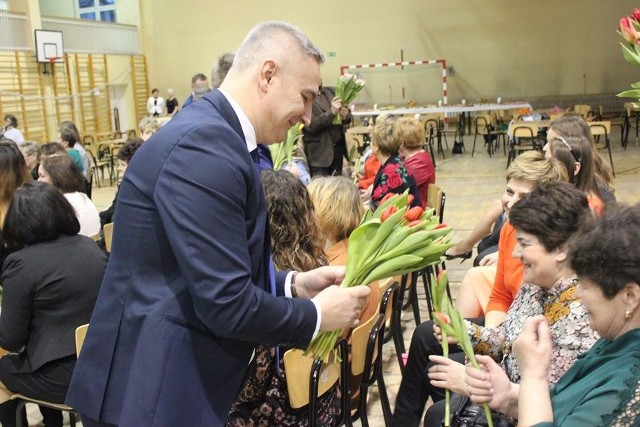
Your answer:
[34,30,64,63]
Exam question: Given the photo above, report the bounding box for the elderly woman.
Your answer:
[0,182,106,427]
[397,117,436,209]
[369,115,421,210]
[467,202,640,426]
[421,182,599,427]
[18,141,40,180]
[38,154,100,237]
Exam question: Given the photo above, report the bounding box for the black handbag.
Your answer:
[447,393,515,427]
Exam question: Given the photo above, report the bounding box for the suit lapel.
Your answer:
[204,90,246,144]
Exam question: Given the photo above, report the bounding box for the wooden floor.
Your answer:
[27,132,640,426]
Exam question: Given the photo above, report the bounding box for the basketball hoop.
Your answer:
[43,56,64,75]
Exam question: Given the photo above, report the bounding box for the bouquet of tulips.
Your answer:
[270,123,304,170]
[617,9,640,99]
[333,73,365,124]
[305,191,454,363]
[431,270,494,427]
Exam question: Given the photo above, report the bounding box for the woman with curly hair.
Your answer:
[227,169,337,427]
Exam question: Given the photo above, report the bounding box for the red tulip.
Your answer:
[380,205,397,222]
[434,223,448,229]
[620,17,640,45]
[407,219,422,227]
[403,206,424,222]
[433,311,451,325]
[407,194,414,206]
[381,193,395,204]
[632,9,640,22]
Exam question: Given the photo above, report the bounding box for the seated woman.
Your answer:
[99,137,145,227]
[227,169,334,426]
[467,202,640,426]
[546,113,615,202]
[422,181,599,427]
[391,152,569,426]
[543,133,603,213]
[18,141,40,180]
[369,115,421,210]
[397,117,436,209]
[308,175,381,328]
[38,154,101,237]
[0,139,32,266]
[0,181,106,427]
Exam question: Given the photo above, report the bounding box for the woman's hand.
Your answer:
[466,355,519,418]
[433,319,459,345]
[428,356,467,394]
[513,315,552,380]
[479,251,498,266]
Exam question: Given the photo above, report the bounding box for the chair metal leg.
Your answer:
[377,367,393,426]
[606,137,615,177]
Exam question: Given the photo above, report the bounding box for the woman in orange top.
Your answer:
[308,175,381,326]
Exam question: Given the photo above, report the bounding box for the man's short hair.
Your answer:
[191,73,208,84]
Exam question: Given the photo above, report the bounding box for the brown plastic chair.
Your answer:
[11,324,89,427]
[283,339,345,427]
[103,222,114,253]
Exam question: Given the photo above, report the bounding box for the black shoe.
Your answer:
[444,250,472,263]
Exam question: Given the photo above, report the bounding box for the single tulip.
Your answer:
[404,206,424,222]
[620,17,640,45]
[434,223,448,229]
[407,194,415,206]
[381,192,395,204]
[380,205,397,222]
[407,219,422,227]
[633,9,640,23]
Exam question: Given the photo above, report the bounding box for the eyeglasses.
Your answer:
[553,136,579,162]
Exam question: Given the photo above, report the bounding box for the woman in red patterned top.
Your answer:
[369,115,421,210]
[397,117,435,208]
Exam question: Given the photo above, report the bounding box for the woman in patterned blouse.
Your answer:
[421,182,599,427]
[368,115,421,211]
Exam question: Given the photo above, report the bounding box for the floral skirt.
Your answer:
[227,344,342,427]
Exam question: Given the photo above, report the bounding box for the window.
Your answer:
[77,0,116,22]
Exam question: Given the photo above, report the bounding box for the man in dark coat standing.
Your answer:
[66,21,370,427]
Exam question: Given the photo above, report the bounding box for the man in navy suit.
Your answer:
[66,21,370,427]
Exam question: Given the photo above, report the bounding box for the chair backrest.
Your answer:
[508,123,539,139]
[574,104,591,118]
[75,324,89,356]
[350,312,383,377]
[379,280,399,327]
[427,183,445,223]
[474,114,492,134]
[103,222,114,253]
[548,113,564,122]
[283,346,342,409]
[589,121,611,136]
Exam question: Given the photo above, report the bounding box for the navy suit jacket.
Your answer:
[66,90,318,426]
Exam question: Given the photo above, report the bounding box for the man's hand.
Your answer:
[295,266,345,299]
[339,106,350,118]
[428,356,466,394]
[313,285,371,331]
[330,97,342,115]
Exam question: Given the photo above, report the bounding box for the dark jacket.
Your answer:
[66,89,318,426]
[0,235,106,372]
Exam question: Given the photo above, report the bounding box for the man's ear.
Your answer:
[259,60,277,91]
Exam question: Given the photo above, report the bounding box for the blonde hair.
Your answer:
[507,150,569,185]
[371,115,400,156]
[308,176,363,244]
[394,117,425,149]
